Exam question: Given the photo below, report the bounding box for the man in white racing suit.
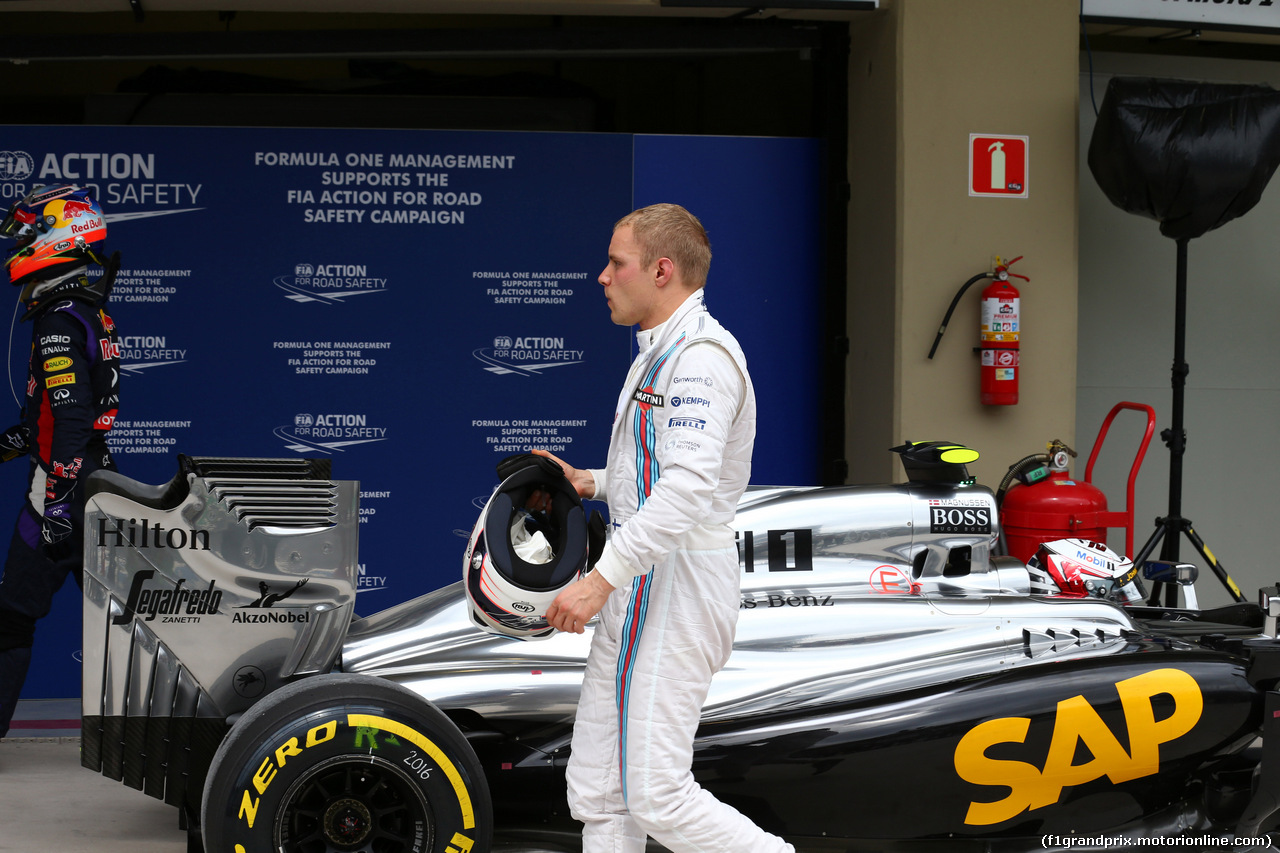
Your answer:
[540,203,793,853]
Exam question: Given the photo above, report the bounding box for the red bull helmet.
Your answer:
[1,185,107,302]
[464,453,599,640]
[1026,538,1146,605]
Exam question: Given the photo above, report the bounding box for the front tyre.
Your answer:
[201,673,492,853]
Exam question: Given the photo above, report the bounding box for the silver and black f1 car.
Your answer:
[78,450,1280,852]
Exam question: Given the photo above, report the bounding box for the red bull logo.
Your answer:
[49,198,103,235]
[61,199,95,218]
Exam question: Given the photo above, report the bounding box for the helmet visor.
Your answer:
[0,202,35,246]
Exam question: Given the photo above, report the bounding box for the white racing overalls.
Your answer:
[566,289,793,853]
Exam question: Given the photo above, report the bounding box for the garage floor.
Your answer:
[0,700,604,853]
[0,700,186,852]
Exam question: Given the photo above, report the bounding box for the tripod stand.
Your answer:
[1088,76,1280,607]
[1131,238,1244,606]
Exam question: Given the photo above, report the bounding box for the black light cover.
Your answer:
[1088,77,1280,240]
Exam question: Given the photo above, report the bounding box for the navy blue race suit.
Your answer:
[0,289,119,737]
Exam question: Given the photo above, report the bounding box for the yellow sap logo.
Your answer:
[953,668,1203,826]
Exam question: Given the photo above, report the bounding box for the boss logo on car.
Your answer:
[929,507,991,534]
[953,667,1203,826]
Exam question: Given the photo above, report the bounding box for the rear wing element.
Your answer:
[79,455,359,812]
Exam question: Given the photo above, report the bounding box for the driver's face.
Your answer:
[599,225,658,329]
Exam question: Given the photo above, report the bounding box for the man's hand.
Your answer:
[532,448,595,499]
[546,570,615,634]
[41,502,73,563]
[0,423,28,462]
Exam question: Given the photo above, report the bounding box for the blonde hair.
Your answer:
[615,203,711,289]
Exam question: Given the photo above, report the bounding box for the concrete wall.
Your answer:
[848,0,1081,487]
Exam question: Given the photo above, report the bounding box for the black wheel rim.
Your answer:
[274,755,435,853]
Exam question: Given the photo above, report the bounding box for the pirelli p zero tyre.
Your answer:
[201,673,492,853]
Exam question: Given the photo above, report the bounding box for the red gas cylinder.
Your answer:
[1000,469,1108,564]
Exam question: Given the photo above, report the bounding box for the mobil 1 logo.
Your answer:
[928,500,992,535]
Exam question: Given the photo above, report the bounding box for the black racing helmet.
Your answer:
[464,453,603,640]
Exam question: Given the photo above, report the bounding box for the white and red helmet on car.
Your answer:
[1026,538,1146,605]
[464,453,601,640]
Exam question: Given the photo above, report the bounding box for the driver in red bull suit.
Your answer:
[0,185,121,739]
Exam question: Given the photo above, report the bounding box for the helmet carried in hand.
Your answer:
[464,453,593,640]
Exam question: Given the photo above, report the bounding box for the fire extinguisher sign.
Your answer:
[969,134,1029,199]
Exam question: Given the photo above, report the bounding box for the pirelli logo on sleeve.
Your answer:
[46,372,75,389]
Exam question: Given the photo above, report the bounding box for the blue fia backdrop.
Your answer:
[0,127,824,700]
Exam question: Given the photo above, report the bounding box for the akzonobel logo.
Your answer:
[474,335,585,376]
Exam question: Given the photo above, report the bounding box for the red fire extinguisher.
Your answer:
[928,255,1029,405]
[997,404,1158,563]
[999,440,1108,563]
